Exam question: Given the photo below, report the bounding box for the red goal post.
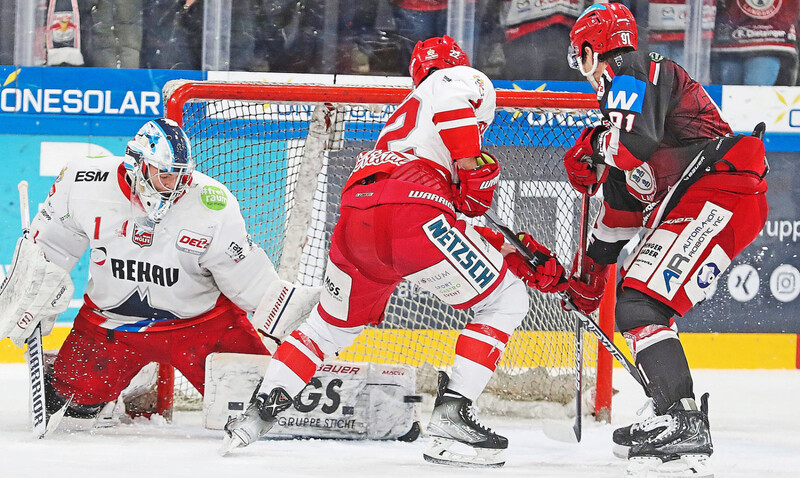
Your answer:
[159,79,615,420]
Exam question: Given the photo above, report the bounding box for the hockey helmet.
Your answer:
[568,3,637,73]
[409,35,470,87]
[125,118,195,227]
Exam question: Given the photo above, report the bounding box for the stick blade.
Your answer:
[542,419,580,444]
[43,396,72,437]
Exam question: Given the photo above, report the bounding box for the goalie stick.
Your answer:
[17,180,71,438]
[483,208,645,387]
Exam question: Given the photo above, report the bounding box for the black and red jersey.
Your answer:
[587,49,734,263]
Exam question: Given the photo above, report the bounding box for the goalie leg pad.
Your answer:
[204,353,418,440]
[0,238,74,347]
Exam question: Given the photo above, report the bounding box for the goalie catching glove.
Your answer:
[563,127,608,196]
[505,233,568,293]
[251,279,322,343]
[0,238,74,348]
[452,151,500,217]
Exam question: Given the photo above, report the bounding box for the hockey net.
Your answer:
[157,79,614,420]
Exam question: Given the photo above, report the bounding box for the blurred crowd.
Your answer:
[0,0,798,85]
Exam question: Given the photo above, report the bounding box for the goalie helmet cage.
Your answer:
[156,79,615,421]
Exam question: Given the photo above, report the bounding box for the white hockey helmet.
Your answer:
[125,118,195,228]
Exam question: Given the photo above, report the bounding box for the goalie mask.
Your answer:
[125,118,194,228]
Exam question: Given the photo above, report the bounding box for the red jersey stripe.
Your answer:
[433,108,476,125]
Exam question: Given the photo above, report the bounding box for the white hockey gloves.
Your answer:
[251,279,321,342]
[0,238,74,347]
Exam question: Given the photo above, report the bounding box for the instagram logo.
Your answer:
[770,265,800,303]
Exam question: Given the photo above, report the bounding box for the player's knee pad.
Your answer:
[296,308,366,359]
[615,288,675,333]
[470,273,529,335]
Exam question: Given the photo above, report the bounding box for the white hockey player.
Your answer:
[220,36,568,466]
[0,118,319,420]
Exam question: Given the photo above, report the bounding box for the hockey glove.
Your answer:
[562,253,610,315]
[505,233,568,293]
[563,127,608,196]
[452,151,500,217]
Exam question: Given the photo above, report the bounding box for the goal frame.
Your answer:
[159,80,616,421]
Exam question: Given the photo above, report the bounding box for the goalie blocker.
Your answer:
[205,353,421,441]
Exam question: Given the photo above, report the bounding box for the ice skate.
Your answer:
[423,371,508,468]
[220,387,292,456]
[627,395,713,478]
[612,399,657,458]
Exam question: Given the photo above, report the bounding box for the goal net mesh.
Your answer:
[163,81,606,417]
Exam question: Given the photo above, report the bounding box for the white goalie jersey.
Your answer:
[30,155,280,332]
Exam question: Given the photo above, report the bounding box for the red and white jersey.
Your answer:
[345,65,496,191]
[30,155,280,332]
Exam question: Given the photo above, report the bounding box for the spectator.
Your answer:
[498,0,586,81]
[141,0,202,70]
[1,0,16,65]
[389,0,448,74]
[79,0,143,68]
[646,0,716,65]
[711,0,799,85]
[46,0,84,66]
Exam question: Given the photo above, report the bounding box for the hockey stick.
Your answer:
[18,181,71,438]
[569,194,591,442]
[483,208,645,386]
[18,181,47,438]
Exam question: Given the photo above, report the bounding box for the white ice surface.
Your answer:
[1,365,798,477]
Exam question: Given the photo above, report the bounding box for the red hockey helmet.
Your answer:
[408,35,470,87]
[568,3,637,71]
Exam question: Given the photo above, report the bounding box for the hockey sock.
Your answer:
[259,329,325,397]
[626,331,694,414]
[450,323,510,400]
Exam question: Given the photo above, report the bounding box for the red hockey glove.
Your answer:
[473,225,505,251]
[452,151,500,217]
[505,233,568,293]
[563,127,608,196]
[562,253,610,315]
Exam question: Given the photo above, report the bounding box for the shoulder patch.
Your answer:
[649,52,664,62]
[201,185,227,211]
[606,75,646,113]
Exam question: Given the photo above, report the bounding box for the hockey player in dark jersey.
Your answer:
[562,3,769,477]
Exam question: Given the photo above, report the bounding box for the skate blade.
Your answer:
[613,443,631,460]
[422,437,505,468]
[627,454,713,478]
[219,434,245,457]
